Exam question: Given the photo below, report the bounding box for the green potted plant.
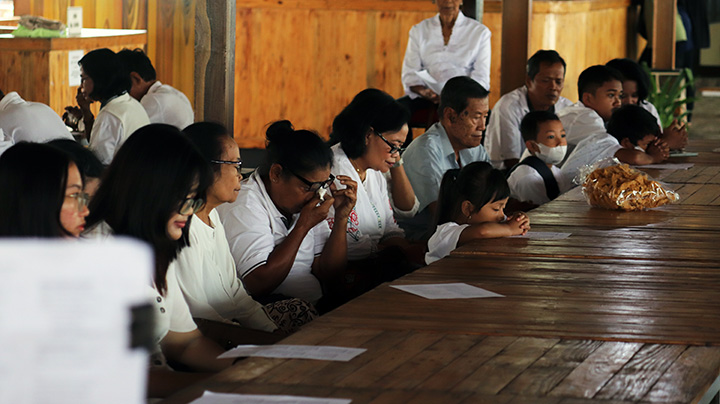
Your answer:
[642,63,696,129]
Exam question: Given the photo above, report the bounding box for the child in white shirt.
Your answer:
[508,111,570,206]
[425,162,530,264]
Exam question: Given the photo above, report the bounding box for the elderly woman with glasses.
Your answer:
[329,89,421,297]
[217,120,356,312]
[0,142,90,238]
[83,124,234,398]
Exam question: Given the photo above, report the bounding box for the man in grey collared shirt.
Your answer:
[401,76,490,240]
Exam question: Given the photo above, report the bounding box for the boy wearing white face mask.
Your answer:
[508,111,570,205]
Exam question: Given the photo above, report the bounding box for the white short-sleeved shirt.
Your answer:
[485,86,573,169]
[89,93,150,165]
[216,171,330,304]
[560,132,623,187]
[382,169,420,219]
[401,122,489,240]
[557,102,608,148]
[0,92,73,145]
[508,163,569,205]
[328,144,405,260]
[402,12,491,97]
[173,209,277,332]
[82,221,197,356]
[141,81,194,129]
[639,100,663,129]
[425,222,470,264]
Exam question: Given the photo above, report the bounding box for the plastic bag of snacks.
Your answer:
[577,158,680,211]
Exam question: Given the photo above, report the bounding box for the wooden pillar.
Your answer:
[500,0,532,95]
[195,0,235,132]
[463,0,484,22]
[652,0,676,69]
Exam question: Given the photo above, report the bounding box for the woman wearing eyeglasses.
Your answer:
[0,142,89,238]
[84,124,233,398]
[217,120,356,312]
[177,122,313,335]
[329,89,422,296]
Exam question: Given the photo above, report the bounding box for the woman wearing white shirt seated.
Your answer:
[180,122,317,334]
[329,89,421,296]
[65,48,150,165]
[400,0,491,115]
[84,124,232,398]
[217,120,356,312]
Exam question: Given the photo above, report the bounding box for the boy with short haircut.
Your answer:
[559,65,669,186]
[507,111,570,205]
[606,104,668,164]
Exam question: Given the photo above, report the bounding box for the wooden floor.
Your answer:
[161,140,720,404]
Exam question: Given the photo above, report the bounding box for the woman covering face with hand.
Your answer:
[217,120,356,312]
[0,142,89,238]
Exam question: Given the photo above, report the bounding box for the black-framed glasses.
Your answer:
[373,129,405,155]
[288,169,335,193]
[178,197,206,215]
[211,159,243,175]
[66,192,90,212]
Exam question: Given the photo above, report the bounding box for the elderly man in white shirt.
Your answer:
[118,49,194,129]
[0,89,73,151]
[485,50,573,170]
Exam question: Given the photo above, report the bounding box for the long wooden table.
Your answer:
[162,143,720,404]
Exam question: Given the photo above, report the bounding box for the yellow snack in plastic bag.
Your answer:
[582,163,679,211]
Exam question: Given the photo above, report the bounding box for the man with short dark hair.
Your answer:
[401,76,490,240]
[486,50,573,170]
[117,49,194,129]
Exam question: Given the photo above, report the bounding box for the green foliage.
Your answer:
[642,63,696,129]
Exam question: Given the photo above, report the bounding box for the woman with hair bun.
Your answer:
[218,120,357,311]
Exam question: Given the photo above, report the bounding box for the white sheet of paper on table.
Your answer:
[509,231,572,240]
[634,163,694,170]
[218,344,366,362]
[189,391,352,404]
[390,283,504,300]
[0,238,152,404]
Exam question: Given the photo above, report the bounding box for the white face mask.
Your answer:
[533,142,567,165]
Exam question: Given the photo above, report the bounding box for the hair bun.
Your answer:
[266,120,295,144]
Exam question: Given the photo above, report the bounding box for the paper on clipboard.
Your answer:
[415,70,444,95]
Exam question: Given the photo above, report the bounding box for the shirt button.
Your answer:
[156,297,162,303]
[160,307,166,313]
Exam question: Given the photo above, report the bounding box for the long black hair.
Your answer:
[87,124,212,293]
[329,88,410,159]
[79,48,131,102]
[183,121,234,177]
[436,162,510,225]
[0,143,75,237]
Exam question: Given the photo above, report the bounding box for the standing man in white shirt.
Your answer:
[0,89,73,154]
[401,76,490,240]
[117,49,194,129]
[485,50,573,170]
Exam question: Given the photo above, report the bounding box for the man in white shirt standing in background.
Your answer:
[485,50,573,170]
[0,88,73,156]
[117,49,194,130]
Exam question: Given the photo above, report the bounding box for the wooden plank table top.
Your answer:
[160,326,720,404]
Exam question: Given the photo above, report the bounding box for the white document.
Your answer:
[509,231,571,240]
[218,345,366,362]
[0,238,152,404]
[68,50,84,87]
[390,283,504,300]
[634,163,694,170]
[415,70,444,95]
[190,391,351,404]
[67,7,83,36]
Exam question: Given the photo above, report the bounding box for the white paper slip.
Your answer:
[218,344,366,362]
[415,70,444,95]
[390,283,504,300]
[189,391,351,404]
[635,163,694,170]
[509,231,571,240]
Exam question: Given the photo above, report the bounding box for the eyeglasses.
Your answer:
[373,129,404,156]
[211,159,243,175]
[66,192,90,212]
[178,197,206,215]
[288,169,335,193]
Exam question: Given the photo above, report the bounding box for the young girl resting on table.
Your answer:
[425,162,531,264]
